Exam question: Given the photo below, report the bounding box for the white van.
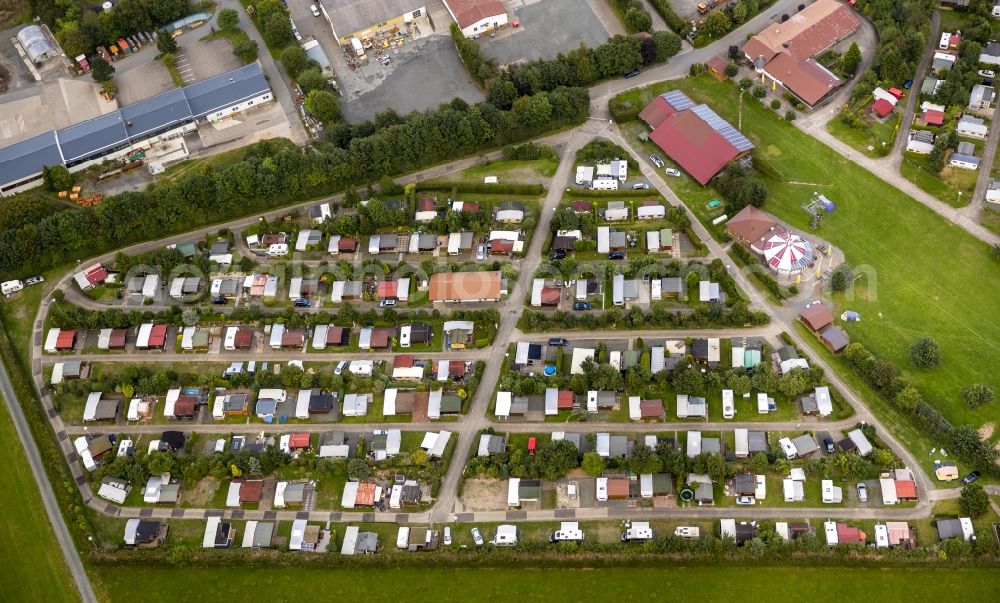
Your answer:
[939,32,950,50]
[1,280,24,296]
[595,477,608,501]
[267,243,289,257]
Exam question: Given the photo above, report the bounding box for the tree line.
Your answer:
[41,0,191,59]
[849,0,935,103]
[0,85,589,278]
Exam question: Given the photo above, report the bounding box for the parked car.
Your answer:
[476,245,486,261]
[573,302,592,311]
[379,299,397,308]
[649,154,665,168]
[548,251,566,260]
[310,3,320,16]
[856,483,868,502]
[548,337,568,346]
[735,496,755,505]
[608,250,625,260]
[443,527,452,546]
[665,168,681,177]
[527,437,537,454]
[674,526,700,539]
[25,276,44,286]
[979,69,995,78]
[334,360,348,375]
[824,437,835,454]
[961,471,980,485]
[631,183,650,190]
[294,298,311,308]
[471,527,484,546]
[211,296,228,305]
[624,69,640,78]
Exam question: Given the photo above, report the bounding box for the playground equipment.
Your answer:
[802,192,836,229]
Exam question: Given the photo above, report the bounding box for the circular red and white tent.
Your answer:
[762,230,813,273]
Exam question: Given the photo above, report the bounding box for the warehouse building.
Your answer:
[443,0,508,38]
[0,63,273,197]
[319,0,426,48]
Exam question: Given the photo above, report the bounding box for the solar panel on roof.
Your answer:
[690,104,754,152]
[661,90,695,111]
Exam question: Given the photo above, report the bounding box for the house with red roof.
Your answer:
[922,109,945,127]
[741,0,860,107]
[443,0,508,37]
[869,98,894,118]
[639,90,755,185]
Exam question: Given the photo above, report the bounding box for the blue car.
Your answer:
[294,298,311,308]
[573,302,592,311]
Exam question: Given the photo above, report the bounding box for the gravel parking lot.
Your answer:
[482,0,612,65]
[340,36,484,122]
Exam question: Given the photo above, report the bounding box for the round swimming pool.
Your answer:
[543,365,556,376]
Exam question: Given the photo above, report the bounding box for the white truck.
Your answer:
[621,521,653,542]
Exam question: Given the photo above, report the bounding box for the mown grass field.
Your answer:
[0,396,78,603]
[91,566,1000,601]
[616,75,1000,429]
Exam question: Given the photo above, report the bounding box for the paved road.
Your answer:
[891,12,941,161]
[0,344,97,601]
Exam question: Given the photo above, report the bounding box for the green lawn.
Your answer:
[615,75,1000,429]
[981,206,1000,237]
[827,111,900,158]
[91,566,1000,601]
[899,152,974,208]
[0,395,78,603]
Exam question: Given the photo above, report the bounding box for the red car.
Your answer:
[527,437,536,455]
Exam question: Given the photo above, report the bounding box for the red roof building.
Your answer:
[233,328,253,349]
[870,98,894,118]
[393,354,414,369]
[444,0,506,30]
[557,390,574,410]
[173,398,196,418]
[55,329,77,350]
[108,328,127,349]
[640,399,665,419]
[836,524,865,543]
[923,109,944,126]
[540,287,560,306]
[338,237,358,253]
[326,326,347,346]
[490,239,514,254]
[458,201,480,212]
[799,303,834,332]
[894,480,917,500]
[287,433,311,450]
[649,111,741,185]
[418,198,435,212]
[84,264,109,285]
[370,327,393,348]
[239,480,264,503]
[888,87,903,99]
[356,482,377,506]
[377,280,398,299]
[148,324,167,348]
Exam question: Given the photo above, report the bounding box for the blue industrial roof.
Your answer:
[56,111,128,163]
[120,88,192,140]
[1,63,272,190]
[184,63,269,119]
[0,131,63,184]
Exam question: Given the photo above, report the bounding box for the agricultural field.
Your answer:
[614,75,1000,429]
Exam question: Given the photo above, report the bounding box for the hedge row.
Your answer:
[415,181,545,196]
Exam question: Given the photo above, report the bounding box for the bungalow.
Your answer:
[359,326,394,350]
[328,235,358,255]
[611,274,639,306]
[210,277,242,298]
[733,472,756,497]
[936,517,975,541]
[409,232,438,254]
[637,202,666,220]
[341,526,379,555]
[478,433,507,457]
[531,279,562,307]
[223,326,254,351]
[869,98,894,119]
[225,479,264,507]
[124,519,165,549]
[392,355,424,381]
[950,141,981,170]
[280,432,312,454]
[452,200,481,213]
[400,323,433,348]
[800,303,834,331]
[135,323,168,350]
[921,76,942,96]
[214,391,251,418]
[628,397,664,420]
[844,428,873,456]
[448,231,474,255]
[370,428,402,460]
[97,328,127,350]
[274,481,307,508]
[552,234,578,253]
[295,229,322,251]
[73,263,109,290]
[415,197,438,222]
[571,200,593,214]
[821,479,843,503]
[84,392,120,421]
[799,385,833,417]
[342,393,372,417]
[495,201,525,223]
[143,474,180,504]
[970,84,995,110]
[957,115,989,139]
[575,278,599,300]
[243,274,279,298]
[43,328,77,353]
[575,165,595,184]
[288,277,320,299]
[330,280,363,302]
[720,519,758,546]
[820,326,850,353]
[698,281,721,302]
[687,474,713,504]
[420,430,452,458]
[311,324,348,349]
[507,478,542,507]
[269,325,305,350]
[905,130,935,154]
[50,359,88,385]
[792,433,820,457]
[376,278,411,302]
[676,394,707,419]
[242,521,275,549]
[309,202,331,223]
[203,517,235,549]
[445,321,474,350]
[180,326,211,351]
[932,51,956,71]
[169,276,203,299]
[783,470,806,502]
[604,201,629,221]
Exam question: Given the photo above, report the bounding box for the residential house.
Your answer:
[495,201,525,223]
[429,271,501,303]
[143,474,180,504]
[792,434,820,457]
[409,232,438,254]
[83,392,120,421]
[906,130,935,154]
[97,328,127,350]
[687,473,714,505]
[698,281,721,303]
[936,517,975,541]
[820,326,849,353]
[970,84,995,110]
[415,197,438,222]
[979,41,1000,65]
[950,141,981,170]
[478,434,507,457]
[531,278,562,307]
[447,231,474,255]
[726,205,779,252]
[676,394,707,419]
[400,323,433,348]
[957,115,989,139]
[932,51,957,71]
[124,519,165,549]
[637,202,665,220]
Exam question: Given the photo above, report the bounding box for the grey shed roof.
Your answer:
[957,141,977,155]
[702,437,721,455]
[120,88,192,140]
[184,63,269,118]
[321,0,425,37]
[0,131,63,185]
[748,431,768,452]
[56,111,129,162]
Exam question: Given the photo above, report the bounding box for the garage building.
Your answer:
[319,0,426,47]
[443,0,508,38]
